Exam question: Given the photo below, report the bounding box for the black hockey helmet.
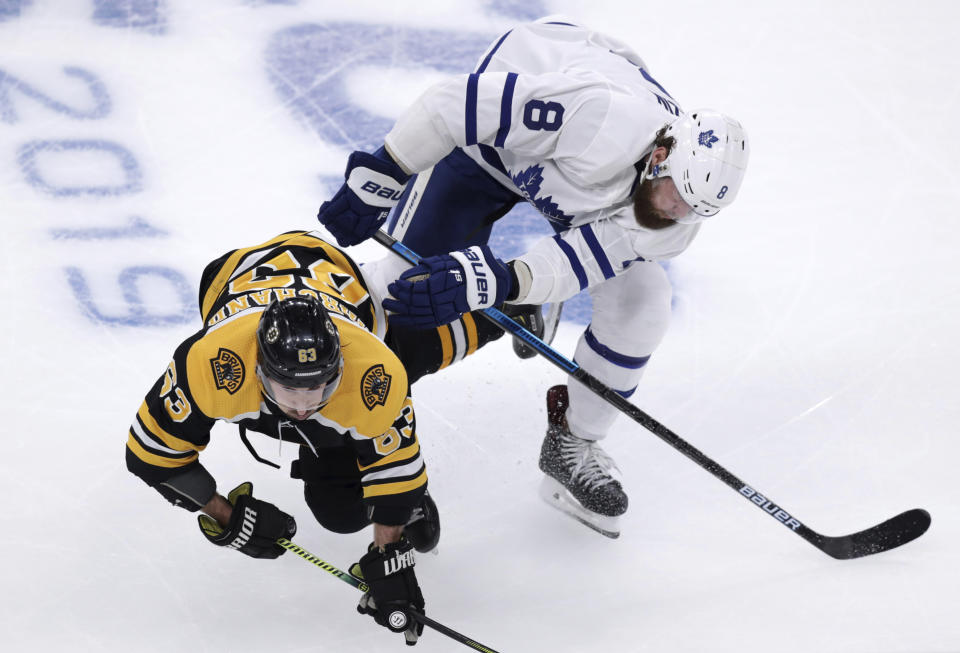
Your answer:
[256,296,341,389]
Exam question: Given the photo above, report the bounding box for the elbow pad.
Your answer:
[154,464,217,512]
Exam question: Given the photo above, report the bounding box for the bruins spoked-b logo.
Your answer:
[210,348,245,394]
[360,364,392,410]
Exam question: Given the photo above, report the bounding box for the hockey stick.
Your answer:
[374,230,932,559]
[277,538,502,653]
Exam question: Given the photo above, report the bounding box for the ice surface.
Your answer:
[1,1,958,651]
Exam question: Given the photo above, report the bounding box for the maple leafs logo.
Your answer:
[698,130,719,148]
[511,165,573,226]
[512,164,545,199]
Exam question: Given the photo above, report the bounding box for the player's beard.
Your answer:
[632,178,676,231]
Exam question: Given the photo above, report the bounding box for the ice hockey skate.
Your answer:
[502,302,564,359]
[502,303,545,359]
[403,491,441,554]
[538,385,628,538]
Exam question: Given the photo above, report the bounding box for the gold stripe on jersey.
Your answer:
[438,324,454,370]
[357,439,421,472]
[126,433,199,468]
[435,315,482,369]
[463,312,479,356]
[362,468,428,499]
[137,401,207,453]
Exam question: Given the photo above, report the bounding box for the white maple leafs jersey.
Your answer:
[385,16,702,304]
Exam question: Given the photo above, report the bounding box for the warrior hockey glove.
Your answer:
[384,245,511,328]
[198,482,296,559]
[355,538,425,646]
[317,146,410,247]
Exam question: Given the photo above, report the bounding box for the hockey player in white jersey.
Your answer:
[317,17,749,537]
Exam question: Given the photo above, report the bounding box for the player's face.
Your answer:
[633,147,695,229]
[651,177,694,220]
[634,177,692,230]
[258,367,339,420]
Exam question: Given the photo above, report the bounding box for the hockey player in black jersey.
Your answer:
[125,230,504,645]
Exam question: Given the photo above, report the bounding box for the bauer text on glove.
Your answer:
[383,245,511,328]
[316,146,410,247]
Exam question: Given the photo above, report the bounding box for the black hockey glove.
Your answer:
[383,245,511,328]
[317,146,410,247]
[197,482,296,559]
[355,538,425,646]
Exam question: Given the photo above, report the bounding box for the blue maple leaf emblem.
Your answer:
[511,165,573,226]
[512,164,545,198]
[698,130,719,148]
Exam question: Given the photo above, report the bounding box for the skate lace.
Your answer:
[559,433,620,490]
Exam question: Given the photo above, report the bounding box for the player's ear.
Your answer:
[650,146,669,166]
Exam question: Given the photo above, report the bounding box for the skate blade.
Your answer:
[538,476,620,539]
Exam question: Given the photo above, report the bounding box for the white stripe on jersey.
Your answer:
[362,458,425,484]
[450,320,467,363]
[516,215,701,304]
[132,420,186,455]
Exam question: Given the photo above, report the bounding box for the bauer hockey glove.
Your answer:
[384,245,512,328]
[317,146,411,247]
[198,482,296,559]
[354,538,425,646]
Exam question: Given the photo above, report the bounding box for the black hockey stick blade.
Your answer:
[812,508,931,560]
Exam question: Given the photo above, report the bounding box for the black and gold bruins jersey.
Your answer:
[126,230,425,515]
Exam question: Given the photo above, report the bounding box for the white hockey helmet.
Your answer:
[646,109,750,223]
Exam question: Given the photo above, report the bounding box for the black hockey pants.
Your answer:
[291,444,371,534]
